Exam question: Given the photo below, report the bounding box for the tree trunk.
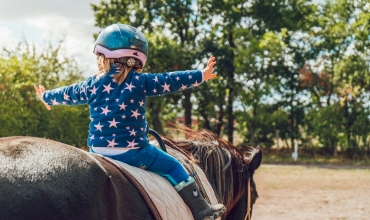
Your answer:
[250,105,257,145]
[226,31,235,143]
[183,90,192,126]
[215,103,224,136]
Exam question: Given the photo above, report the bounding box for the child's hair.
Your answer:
[96,54,142,84]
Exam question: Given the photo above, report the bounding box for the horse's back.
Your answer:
[0,136,155,220]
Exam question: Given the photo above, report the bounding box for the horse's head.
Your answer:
[226,146,262,220]
[164,127,262,220]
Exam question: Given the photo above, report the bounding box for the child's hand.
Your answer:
[202,55,217,81]
[34,85,51,110]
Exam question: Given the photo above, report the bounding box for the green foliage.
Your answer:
[2,0,368,160]
[89,0,370,159]
[0,42,89,147]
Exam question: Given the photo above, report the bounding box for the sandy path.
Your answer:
[252,164,370,220]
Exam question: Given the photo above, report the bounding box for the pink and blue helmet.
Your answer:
[93,24,148,68]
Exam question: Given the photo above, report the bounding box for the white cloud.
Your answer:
[0,0,101,22]
[0,26,16,49]
[26,15,100,75]
[0,0,102,75]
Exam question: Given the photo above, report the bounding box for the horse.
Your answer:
[0,128,262,220]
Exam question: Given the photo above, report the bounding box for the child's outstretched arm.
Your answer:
[34,80,90,109]
[140,55,217,97]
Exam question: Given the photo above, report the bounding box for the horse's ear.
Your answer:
[246,146,262,175]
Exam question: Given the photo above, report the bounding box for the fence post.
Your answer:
[292,139,298,161]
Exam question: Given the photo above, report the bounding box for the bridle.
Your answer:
[243,161,252,220]
[244,172,251,220]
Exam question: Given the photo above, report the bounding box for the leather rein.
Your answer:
[242,155,252,220]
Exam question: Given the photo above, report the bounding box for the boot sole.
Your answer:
[202,206,226,220]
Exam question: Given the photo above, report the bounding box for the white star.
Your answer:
[192,81,200,87]
[131,109,141,119]
[139,100,144,107]
[115,98,119,102]
[81,97,84,101]
[63,93,70,100]
[100,136,104,140]
[105,98,109,101]
[188,75,192,79]
[89,86,97,95]
[112,133,116,137]
[153,88,157,93]
[107,139,118,148]
[108,118,120,128]
[127,139,139,148]
[130,99,134,103]
[62,101,67,105]
[80,86,86,93]
[73,100,77,103]
[126,126,130,130]
[142,116,145,119]
[94,122,104,131]
[94,107,98,111]
[176,76,180,81]
[121,115,126,119]
[51,98,59,105]
[101,105,111,116]
[135,75,140,80]
[89,135,95,140]
[119,102,127,110]
[125,83,136,92]
[102,83,114,94]
[153,76,159,83]
[90,117,93,121]
[181,84,187,90]
[161,83,171,92]
[129,129,137,136]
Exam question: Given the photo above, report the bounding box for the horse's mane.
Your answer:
[162,126,258,214]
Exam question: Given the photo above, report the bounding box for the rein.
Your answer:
[244,175,251,220]
[243,159,252,220]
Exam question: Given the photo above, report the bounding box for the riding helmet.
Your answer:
[93,24,148,68]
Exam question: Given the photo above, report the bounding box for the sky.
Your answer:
[0,0,102,75]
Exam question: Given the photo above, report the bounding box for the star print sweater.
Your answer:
[42,64,203,153]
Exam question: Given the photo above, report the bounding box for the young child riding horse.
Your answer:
[34,23,226,220]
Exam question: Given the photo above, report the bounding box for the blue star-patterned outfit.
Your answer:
[42,64,203,188]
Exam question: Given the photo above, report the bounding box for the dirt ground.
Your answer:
[252,164,370,220]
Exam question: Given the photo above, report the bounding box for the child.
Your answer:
[35,23,225,220]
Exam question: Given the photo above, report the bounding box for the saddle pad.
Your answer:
[111,146,221,220]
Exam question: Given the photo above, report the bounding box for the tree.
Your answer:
[301,0,370,157]
[0,41,89,147]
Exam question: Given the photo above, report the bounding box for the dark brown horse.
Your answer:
[0,129,261,220]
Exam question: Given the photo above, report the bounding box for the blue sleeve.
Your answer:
[140,70,203,97]
[42,80,90,106]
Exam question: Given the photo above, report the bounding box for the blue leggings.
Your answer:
[91,144,190,186]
